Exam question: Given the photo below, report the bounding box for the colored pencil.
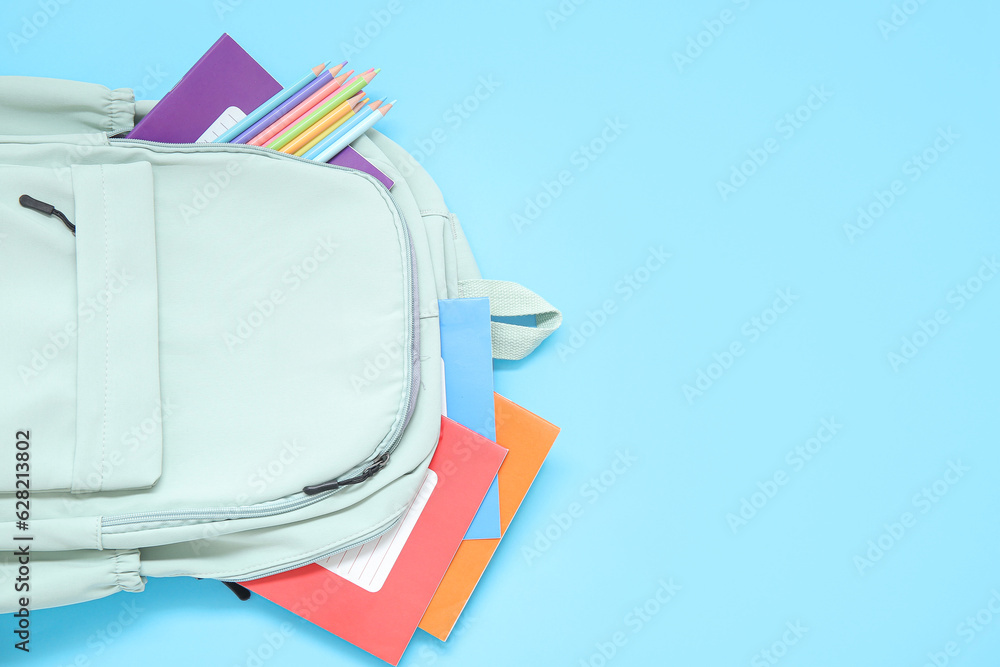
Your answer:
[294,98,381,156]
[212,60,330,143]
[267,68,379,152]
[281,93,368,155]
[231,61,346,144]
[302,100,378,160]
[248,69,354,147]
[313,100,395,163]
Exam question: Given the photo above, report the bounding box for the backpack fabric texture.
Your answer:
[0,76,560,612]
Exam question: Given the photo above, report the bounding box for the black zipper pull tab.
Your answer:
[19,195,76,235]
[222,581,252,601]
[302,453,391,495]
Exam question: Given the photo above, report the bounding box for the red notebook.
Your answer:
[244,417,506,665]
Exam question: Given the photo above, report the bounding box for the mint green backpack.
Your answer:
[0,76,561,612]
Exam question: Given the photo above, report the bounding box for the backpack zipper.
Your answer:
[19,194,76,234]
[224,506,405,583]
[101,136,419,528]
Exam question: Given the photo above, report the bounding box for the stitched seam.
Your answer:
[112,551,121,589]
[99,166,110,492]
[361,171,412,466]
[105,92,113,134]
[84,148,413,487]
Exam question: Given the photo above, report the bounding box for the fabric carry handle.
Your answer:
[457,279,561,360]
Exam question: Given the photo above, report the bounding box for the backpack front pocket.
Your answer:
[0,162,164,493]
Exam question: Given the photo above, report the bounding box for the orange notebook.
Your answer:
[418,394,560,640]
[244,417,506,664]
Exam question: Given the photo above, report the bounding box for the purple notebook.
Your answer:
[130,33,394,189]
[129,34,281,143]
[330,146,394,190]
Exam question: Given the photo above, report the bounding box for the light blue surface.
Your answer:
[438,298,501,539]
[3,0,999,665]
[465,476,501,540]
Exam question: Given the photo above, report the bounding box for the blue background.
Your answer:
[3,0,1000,665]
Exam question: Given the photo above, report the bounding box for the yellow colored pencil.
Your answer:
[280,92,367,155]
[295,97,381,156]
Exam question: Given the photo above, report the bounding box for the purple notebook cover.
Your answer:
[330,146,394,190]
[130,33,394,189]
[128,34,282,143]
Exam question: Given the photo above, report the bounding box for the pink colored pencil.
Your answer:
[247,69,356,147]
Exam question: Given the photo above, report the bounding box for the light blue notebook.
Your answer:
[438,298,501,540]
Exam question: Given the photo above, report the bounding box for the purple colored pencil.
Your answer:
[231,62,345,144]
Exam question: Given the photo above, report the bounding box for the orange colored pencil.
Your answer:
[280,92,368,155]
[248,69,354,147]
[295,97,381,156]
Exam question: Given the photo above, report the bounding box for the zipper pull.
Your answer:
[222,581,252,601]
[19,195,76,235]
[302,453,391,495]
